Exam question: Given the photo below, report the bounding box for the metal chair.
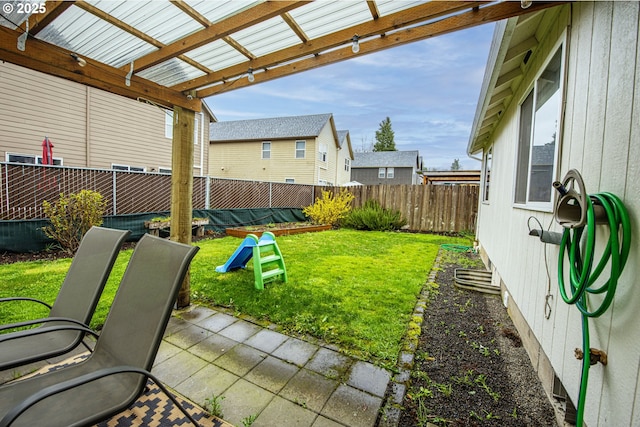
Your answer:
[0,226,130,371]
[0,234,199,427]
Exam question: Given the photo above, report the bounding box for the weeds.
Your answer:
[204,394,225,418]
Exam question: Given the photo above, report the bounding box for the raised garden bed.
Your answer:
[144,218,209,237]
[225,222,331,238]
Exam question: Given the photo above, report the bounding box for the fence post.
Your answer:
[205,176,211,209]
[112,170,117,215]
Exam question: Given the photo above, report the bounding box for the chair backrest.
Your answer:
[93,234,199,372]
[48,226,131,323]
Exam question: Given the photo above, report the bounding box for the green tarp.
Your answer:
[0,208,306,253]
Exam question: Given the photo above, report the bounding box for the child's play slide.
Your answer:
[215,235,259,272]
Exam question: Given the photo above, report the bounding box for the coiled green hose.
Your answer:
[557,192,631,426]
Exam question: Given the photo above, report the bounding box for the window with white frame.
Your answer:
[285,178,295,184]
[262,142,271,159]
[515,43,564,208]
[318,144,327,162]
[296,141,306,159]
[7,153,62,165]
[482,147,492,202]
[378,167,385,178]
[344,158,350,171]
[387,167,395,179]
[165,110,173,139]
[112,164,146,172]
[158,167,171,174]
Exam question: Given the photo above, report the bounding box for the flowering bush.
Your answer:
[302,189,354,226]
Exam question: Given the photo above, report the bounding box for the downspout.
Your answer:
[198,112,204,174]
[86,87,91,166]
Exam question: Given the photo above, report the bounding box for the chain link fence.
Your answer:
[0,163,317,220]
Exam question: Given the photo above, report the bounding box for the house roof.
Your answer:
[352,150,420,169]
[467,6,565,155]
[210,113,333,142]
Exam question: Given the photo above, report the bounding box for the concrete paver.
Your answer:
[155,307,390,427]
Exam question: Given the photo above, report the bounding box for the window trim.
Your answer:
[513,34,566,212]
[378,167,385,179]
[482,147,492,203]
[295,140,306,159]
[6,153,63,165]
[387,167,395,179]
[262,141,271,159]
[344,158,350,172]
[112,164,146,172]
[285,178,295,184]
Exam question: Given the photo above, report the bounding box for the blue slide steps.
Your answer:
[215,234,259,272]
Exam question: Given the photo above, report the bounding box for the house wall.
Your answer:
[351,166,414,185]
[0,62,209,175]
[335,141,352,185]
[210,138,316,184]
[476,3,640,426]
[317,122,339,185]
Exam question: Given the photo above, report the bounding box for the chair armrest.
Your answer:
[0,321,99,343]
[0,366,202,427]
[0,297,52,310]
[0,316,90,333]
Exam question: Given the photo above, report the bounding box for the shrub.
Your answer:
[42,190,107,254]
[342,199,407,231]
[302,189,354,226]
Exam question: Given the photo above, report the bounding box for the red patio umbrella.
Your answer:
[42,136,54,165]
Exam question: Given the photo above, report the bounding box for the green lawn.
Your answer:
[0,229,470,368]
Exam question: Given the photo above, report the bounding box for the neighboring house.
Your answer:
[421,170,481,186]
[0,62,214,175]
[467,3,639,426]
[351,151,421,185]
[209,113,354,186]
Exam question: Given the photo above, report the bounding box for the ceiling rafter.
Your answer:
[75,1,213,75]
[366,1,380,20]
[176,1,483,93]
[124,1,307,73]
[194,1,564,97]
[282,12,309,43]
[22,0,74,36]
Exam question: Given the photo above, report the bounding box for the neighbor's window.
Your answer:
[344,158,350,171]
[262,142,271,159]
[296,141,306,159]
[7,153,62,165]
[319,144,327,162]
[158,167,171,174]
[387,167,395,179]
[482,147,492,202]
[285,178,295,184]
[515,43,564,208]
[112,164,146,172]
[165,111,173,139]
[378,167,385,178]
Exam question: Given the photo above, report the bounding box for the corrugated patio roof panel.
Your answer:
[185,39,249,72]
[230,15,300,57]
[188,0,260,25]
[136,58,206,87]
[211,113,333,142]
[289,1,372,40]
[35,4,156,68]
[91,0,202,45]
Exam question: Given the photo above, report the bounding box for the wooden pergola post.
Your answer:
[170,106,195,308]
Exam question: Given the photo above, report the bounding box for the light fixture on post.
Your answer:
[521,0,533,8]
[70,53,87,67]
[247,68,255,83]
[351,35,360,54]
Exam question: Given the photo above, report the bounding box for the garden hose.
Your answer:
[557,189,631,426]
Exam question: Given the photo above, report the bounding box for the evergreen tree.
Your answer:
[451,159,461,170]
[373,117,397,151]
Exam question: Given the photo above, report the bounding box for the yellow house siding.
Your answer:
[0,62,86,165]
[211,139,316,183]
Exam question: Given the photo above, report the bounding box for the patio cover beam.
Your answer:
[197,0,564,97]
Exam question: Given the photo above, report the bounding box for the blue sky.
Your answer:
[205,23,495,171]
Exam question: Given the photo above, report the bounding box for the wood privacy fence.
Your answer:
[1,163,478,233]
[346,184,478,233]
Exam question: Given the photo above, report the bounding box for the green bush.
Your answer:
[42,190,107,254]
[302,189,354,226]
[342,200,407,231]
